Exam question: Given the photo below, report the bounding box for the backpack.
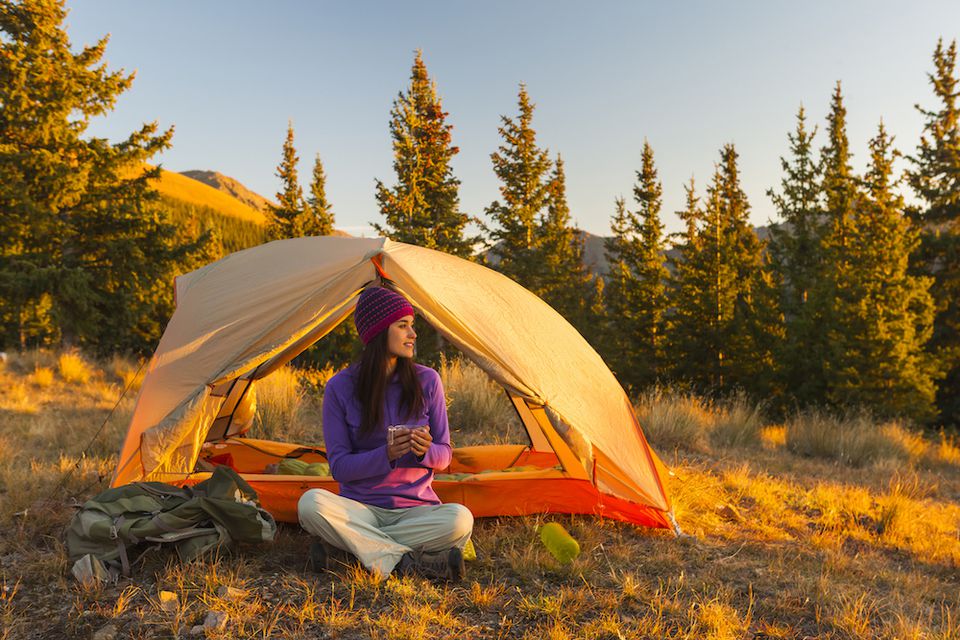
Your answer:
[66,466,277,583]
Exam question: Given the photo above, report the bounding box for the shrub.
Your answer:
[57,352,92,385]
[297,365,338,396]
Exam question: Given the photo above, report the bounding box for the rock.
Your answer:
[158,590,178,613]
[92,624,117,640]
[216,586,246,601]
[189,625,205,636]
[717,503,743,523]
[202,610,228,631]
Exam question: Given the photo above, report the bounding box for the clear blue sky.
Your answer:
[64,1,959,238]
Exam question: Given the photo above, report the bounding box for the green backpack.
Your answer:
[66,466,277,583]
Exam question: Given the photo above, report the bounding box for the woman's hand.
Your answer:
[387,428,413,461]
[410,426,433,458]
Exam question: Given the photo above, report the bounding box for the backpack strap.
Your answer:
[109,515,131,576]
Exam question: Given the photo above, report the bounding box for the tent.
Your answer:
[112,237,677,531]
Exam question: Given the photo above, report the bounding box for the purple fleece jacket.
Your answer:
[322,363,452,508]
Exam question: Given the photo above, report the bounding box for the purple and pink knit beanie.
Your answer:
[354,287,415,344]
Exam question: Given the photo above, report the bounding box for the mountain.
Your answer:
[180,170,275,214]
[488,226,775,278]
[153,168,267,225]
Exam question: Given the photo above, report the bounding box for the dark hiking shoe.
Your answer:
[308,540,329,572]
[397,547,465,582]
[396,551,417,577]
[445,547,465,583]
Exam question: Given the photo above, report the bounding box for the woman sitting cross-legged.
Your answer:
[298,286,474,581]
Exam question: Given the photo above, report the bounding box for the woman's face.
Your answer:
[386,315,416,360]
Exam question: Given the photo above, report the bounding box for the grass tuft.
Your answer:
[634,389,765,452]
[57,352,92,385]
[634,388,713,452]
[1,382,38,414]
[109,355,145,392]
[709,392,765,449]
[31,367,54,388]
[930,431,960,468]
[785,409,919,467]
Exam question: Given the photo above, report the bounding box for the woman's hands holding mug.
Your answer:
[409,426,433,458]
[386,425,431,460]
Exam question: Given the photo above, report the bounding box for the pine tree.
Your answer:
[267,122,307,240]
[375,50,472,257]
[305,153,335,236]
[821,82,858,252]
[539,155,591,324]
[907,38,960,425]
[818,82,864,407]
[630,142,670,388]
[603,142,669,390]
[827,123,938,420]
[603,196,637,376]
[667,179,714,384]
[485,84,553,292]
[667,147,780,395]
[767,106,829,406]
[0,0,201,353]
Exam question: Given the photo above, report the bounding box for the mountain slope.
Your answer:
[180,170,274,214]
[152,168,267,225]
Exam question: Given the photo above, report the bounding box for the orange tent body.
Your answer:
[181,439,670,528]
[111,237,677,532]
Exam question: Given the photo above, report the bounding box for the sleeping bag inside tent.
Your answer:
[111,237,675,530]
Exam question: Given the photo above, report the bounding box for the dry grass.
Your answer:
[31,367,54,388]
[1,353,959,639]
[440,356,526,446]
[253,366,306,441]
[785,409,928,468]
[635,389,764,452]
[634,388,714,452]
[57,351,93,385]
[108,355,145,392]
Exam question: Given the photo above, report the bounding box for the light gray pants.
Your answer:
[297,489,474,579]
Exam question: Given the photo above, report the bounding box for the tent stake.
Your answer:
[667,510,684,537]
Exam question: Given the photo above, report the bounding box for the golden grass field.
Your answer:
[1,352,959,639]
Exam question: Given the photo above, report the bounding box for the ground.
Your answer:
[0,352,958,639]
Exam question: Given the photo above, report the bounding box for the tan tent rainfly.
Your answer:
[112,237,676,530]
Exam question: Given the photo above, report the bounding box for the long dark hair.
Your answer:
[356,328,425,437]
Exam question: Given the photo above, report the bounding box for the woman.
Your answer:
[298,286,474,581]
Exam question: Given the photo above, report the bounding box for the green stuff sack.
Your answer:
[278,458,309,475]
[304,462,329,476]
[539,523,580,565]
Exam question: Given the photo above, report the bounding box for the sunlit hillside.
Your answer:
[152,168,268,225]
[1,353,958,639]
